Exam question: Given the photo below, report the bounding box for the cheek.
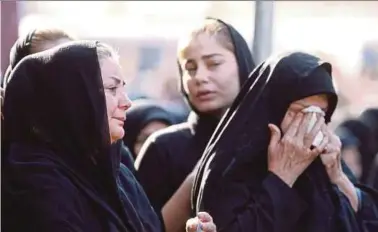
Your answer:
[213,68,239,91]
[105,94,118,116]
[185,79,197,96]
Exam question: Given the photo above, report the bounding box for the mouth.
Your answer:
[196,90,215,100]
[113,117,126,125]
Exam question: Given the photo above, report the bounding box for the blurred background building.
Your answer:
[1,1,378,126]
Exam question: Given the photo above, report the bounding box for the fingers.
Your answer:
[197,212,212,223]
[283,113,303,139]
[186,213,216,232]
[296,112,312,140]
[201,221,217,232]
[310,125,329,157]
[304,115,324,148]
[268,124,281,150]
[186,218,199,232]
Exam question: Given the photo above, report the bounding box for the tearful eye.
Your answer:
[104,86,118,94]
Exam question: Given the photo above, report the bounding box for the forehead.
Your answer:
[179,34,229,59]
[100,57,124,80]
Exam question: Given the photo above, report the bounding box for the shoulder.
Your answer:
[148,122,193,145]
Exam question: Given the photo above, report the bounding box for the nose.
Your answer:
[119,91,132,110]
[193,65,210,84]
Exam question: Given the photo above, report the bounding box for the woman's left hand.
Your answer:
[320,125,343,184]
[186,212,217,232]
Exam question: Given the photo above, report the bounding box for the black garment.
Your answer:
[135,18,255,213]
[2,41,161,232]
[122,99,178,159]
[120,142,137,175]
[1,29,36,88]
[192,52,378,232]
[1,29,36,164]
[339,119,377,184]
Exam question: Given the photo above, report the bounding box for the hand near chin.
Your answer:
[319,126,344,183]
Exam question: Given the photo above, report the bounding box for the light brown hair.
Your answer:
[178,18,234,57]
[29,28,75,54]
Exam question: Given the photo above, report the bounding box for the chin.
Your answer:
[110,127,125,142]
[194,101,223,113]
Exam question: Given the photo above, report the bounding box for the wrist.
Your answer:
[330,172,348,185]
[269,169,296,187]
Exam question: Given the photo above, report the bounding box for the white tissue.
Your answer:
[302,106,325,147]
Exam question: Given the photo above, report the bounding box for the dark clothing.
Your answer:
[339,119,377,183]
[2,41,161,232]
[120,142,137,175]
[122,99,179,159]
[1,29,36,164]
[192,52,378,232]
[1,29,36,88]
[135,18,256,213]
[135,113,219,212]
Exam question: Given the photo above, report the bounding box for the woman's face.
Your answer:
[100,57,132,143]
[134,120,170,157]
[280,94,329,133]
[179,34,240,116]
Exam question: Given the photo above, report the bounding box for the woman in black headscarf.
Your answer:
[1,27,74,88]
[123,99,179,159]
[2,41,162,232]
[135,18,255,220]
[192,52,378,232]
[338,118,377,184]
[1,28,74,159]
[360,108,378,189]
[336,126,362,181]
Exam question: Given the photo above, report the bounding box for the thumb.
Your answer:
[268,124,281,148]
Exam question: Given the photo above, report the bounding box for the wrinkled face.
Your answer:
[342,146,362,179]
[280,94,329,133]
[134,120,169,157]
[179,34,240,116]
[100,57,132,143]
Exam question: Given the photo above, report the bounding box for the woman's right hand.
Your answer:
[267,112,329,187]
[186,212,216,232]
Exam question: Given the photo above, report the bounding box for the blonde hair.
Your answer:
[95,42,119,62]
[29,28,75,53]
[178,19,234,57]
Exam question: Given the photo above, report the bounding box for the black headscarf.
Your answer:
[123,99,178,158]
[191,52,367,231]
[338,119,377,183]
[360,108,378,149]
[3,41,139,231]
[1,29,36,88]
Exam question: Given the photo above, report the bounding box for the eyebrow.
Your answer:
[109,76,125,85]
[185,53,224,65]
[202,53,223,59]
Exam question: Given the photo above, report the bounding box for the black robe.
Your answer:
[2,41,162,232]
[134,18,256,213]
[122,99,179,159]
[338,119,377,184]
[1,29,36,162]
[192,52,378,232]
